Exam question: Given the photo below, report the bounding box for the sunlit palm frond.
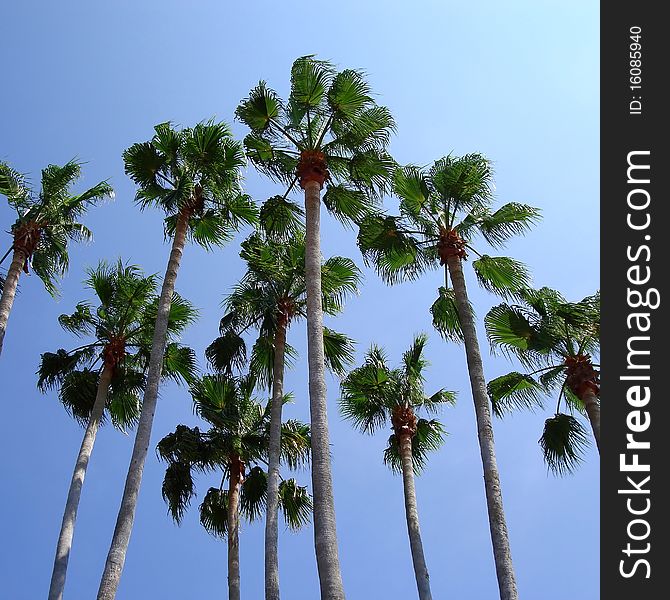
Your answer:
[472,256,532,301]
[487,372,546,418]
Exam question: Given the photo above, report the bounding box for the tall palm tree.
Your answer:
[340,334,455,600]
[357,155,540,600]
[486,287,600,473]
[157,373,312,600]
[0,160,112,357]
[236,56,395,598]
[38,260,197,600]
[96,121,257,600]
[206,208,358,600]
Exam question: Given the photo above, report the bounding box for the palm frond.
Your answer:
[279,419,311,469]
[278,479,312,530]
[322,184,374,227]
[430,287,465,343]
[487,372,546,418]
[37,347,96,391]
[357,214,435,284]
[259,195,304,240]
[161,461,195,524]
[0,162,31,210]
[477,203,541,248]
[199,487,229,538]
[235,81,282,133]
[323,328,356,376]
[540,413,590,476]
[58,369,100,426]
[485,303,553,366]
[327,68,372,119]
[162,343,198,386]
[240,465,268,521]
[205,332,247,375]
[58,302,97,337]
[472,255,532,300]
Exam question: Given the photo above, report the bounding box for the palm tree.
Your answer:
[236,56,395,598]
[206,209,358,600]
[0,160,112,357]
[38,260,197,600]
[157,373,312,600]
[486,287,600,473]
[96,121,257,600]
[340,334,455,600]
[357,155,541,600]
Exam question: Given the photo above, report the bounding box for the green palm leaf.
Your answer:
[540,413,590,476]
[430,287,465,343]
[472,256,532,300]
[487,372,546,417]
[199,487,229,538]
[161,461,195,524]
[240,465,268,521]
[278,479,312,530]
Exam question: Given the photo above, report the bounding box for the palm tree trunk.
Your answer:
[446,255,518,600]
[581,389,600,453]
[398,433,433,600]
[0,248,26,358]
[228,460,242,600]
[96,208,190,600]
[48,363,114,600]
[265,323,287,600]
[303,180,346,600]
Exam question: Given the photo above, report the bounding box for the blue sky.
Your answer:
[0,1,599,599]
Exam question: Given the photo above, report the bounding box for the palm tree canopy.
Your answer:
[356,156,540,328]
[485,287,600,413]
[37,259,198,430]
[340,334,455,474]
[157,373,312,532]
[0,160,113,295]
[485,287,600,474]
[205,206,360,385]
[122,120,257,248]
[236,55,396,225]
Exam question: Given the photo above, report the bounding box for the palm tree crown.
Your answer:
[357,154,540,335]
[158,373,312,534]
[123,120,257,246]
[340,334,455,473]
[0,160,112,295]
[486,287,600,474]
[206,218,359,383]
[37,259,198,426]
[236,55,396,223]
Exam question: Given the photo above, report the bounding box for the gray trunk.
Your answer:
[399,433,433,600]
[0,248,26,358]
[96,209,190,600]
[446,255,518,600]
[303,180,346,600]
[265,323,287,600]
[228,469,242,600]
[582,389,600,453]
[48,363,114,600]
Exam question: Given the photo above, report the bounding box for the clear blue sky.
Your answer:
[0,1,599,599]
